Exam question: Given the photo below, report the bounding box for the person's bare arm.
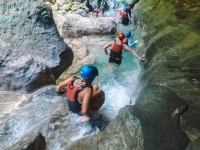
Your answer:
[81,88,93,117]
[56,76,73,93]
[122,44,145,62]
[103,41,113,57]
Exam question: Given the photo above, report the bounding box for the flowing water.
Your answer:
[0,7,143,150]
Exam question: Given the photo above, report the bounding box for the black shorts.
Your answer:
[109,57,122,65]
[122,18,129,25]
[67,98,81,114]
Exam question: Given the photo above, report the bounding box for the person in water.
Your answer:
[113,0,119,9]
[119,10,130,25]
[94,6,100,18]
[122,31,138,47]
[103,33,145,71]
[123,3,132,23]
[56,65,104,122]
[100,3,105,17]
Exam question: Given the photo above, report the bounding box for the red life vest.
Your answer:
[94,8,99,13]
[100,5,104,9]
[112,41,123,52]
[122,37,129,44]
[67,76,92,102]
[120,12,128,18]
[126,5,131,9]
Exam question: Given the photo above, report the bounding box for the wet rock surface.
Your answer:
[66,106,144,150]
[0,40,55,92]
[0,0,73,79]
[0,86,99,150]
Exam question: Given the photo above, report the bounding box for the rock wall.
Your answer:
[131,0,200,149]
[0,0,73,79]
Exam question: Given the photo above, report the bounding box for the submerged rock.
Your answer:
[0,0,73,79]
[53,13,117,38]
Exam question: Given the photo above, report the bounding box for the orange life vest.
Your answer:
[126,5,131,9]
[94,8,99,13]
[100,5,104,9]
[120,12,128,18]
[112,41,123,52]
[67,76,92,102]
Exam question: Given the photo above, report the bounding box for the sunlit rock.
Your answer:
[53,13,117,38]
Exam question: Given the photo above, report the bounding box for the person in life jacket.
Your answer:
[100,3,105,17]
[119,10,129,25]
[103,33,145,71]
[56,65,104,122]
[94,6,100,18]
[123,3,132,23]
[122,31,138,47]
[113,0,119,9]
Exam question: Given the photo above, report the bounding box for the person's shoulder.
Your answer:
[83,86,93,94]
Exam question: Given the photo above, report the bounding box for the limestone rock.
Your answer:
[76,9,88,17]
[51,4,59,11]
[71,4,82,11]
[0,0,73,79]
[0,40,55,92]
[60,4,72,11]
[53,13,117,38]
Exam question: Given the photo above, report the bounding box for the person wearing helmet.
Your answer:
[123,3,131,23]
[119,9,129,25]
[113,0,120,9]
[56,65,104,122]
[122,31,138,47]
[94,6,100,18]
[103,33,145,71]
[100,3,105,17]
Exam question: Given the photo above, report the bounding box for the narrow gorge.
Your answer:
[0,0,200,150]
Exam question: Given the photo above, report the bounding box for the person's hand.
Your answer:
[134,40,139,44]
[56,86,65,94]
[139,57,146,62]
[80,115,90,122]
[107,54,110,58]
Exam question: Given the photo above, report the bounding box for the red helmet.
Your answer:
[117,33,125,40]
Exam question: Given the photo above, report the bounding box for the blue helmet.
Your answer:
[95,5,98,9]
[80,65,99,80]
[124,2,128,6]
[125,31,131,37]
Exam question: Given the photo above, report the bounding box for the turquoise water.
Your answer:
[85,31,142,121]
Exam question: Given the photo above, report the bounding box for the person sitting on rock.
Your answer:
[100,3,105,17]
[94,6,100,18]
[122,31,138,47]
[119,10,129,25]
[103,33,145,71]
[123,3,132,23]
[56,65,104,122]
